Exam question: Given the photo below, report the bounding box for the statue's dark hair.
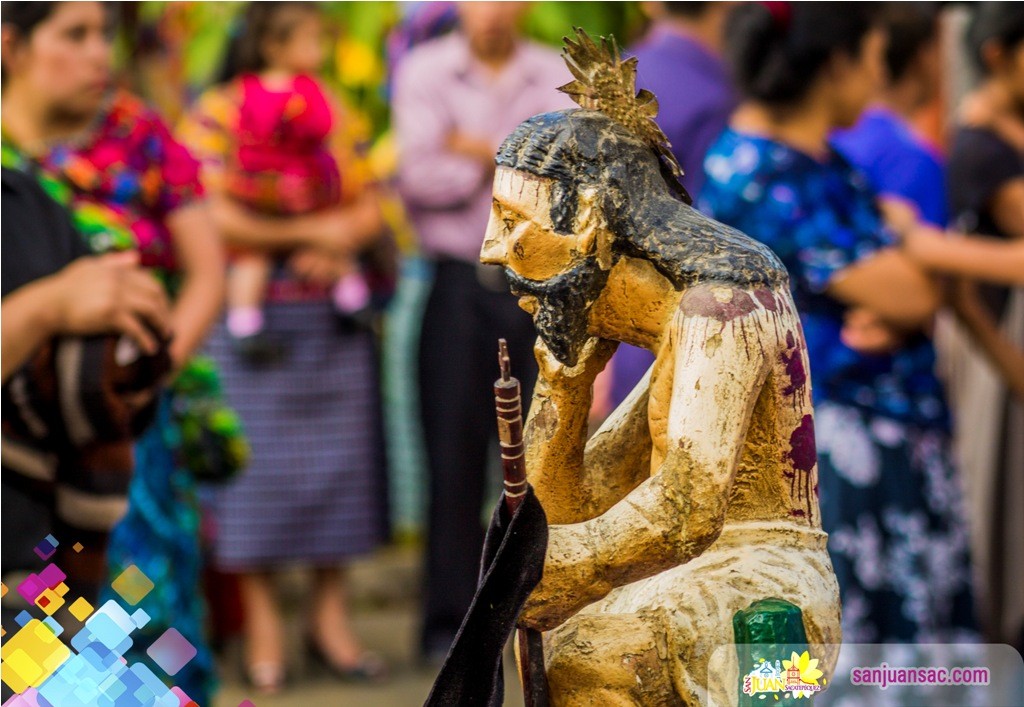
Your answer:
[495,109,787,289]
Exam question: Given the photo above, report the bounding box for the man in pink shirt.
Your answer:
[393,2,572,663]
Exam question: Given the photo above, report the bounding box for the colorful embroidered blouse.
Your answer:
[700,128,949,430]
[1,91,204,280]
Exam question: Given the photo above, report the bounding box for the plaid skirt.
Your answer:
[205,298,386,570]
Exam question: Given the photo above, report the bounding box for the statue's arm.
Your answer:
[523,337,612,524]
[524,338,653,524]
[520,291,775,631]
[579,368,654,516]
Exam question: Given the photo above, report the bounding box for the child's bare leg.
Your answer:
[227,253,273,338]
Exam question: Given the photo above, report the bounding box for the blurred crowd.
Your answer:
[1,1,1022,703]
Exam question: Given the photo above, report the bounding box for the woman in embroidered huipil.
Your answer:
[1,1,226,702]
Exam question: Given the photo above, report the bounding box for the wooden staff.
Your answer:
[494,339,549,707]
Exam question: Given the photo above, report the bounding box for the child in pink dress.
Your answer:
[223,4,369,360]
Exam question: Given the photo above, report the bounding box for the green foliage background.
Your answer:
[124,1,644,135]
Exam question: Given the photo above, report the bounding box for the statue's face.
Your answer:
[481,166,610,366]
[481,167,583,286]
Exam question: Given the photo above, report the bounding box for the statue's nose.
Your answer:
[480,212,507,264]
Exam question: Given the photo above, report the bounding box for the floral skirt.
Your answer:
[815,401,978,643]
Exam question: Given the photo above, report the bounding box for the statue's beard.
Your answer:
[505,257,610,367]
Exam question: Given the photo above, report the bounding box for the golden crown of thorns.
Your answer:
[558,27,686,191]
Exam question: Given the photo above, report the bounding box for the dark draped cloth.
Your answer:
[425,485,549,707]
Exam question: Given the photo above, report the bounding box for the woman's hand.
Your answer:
[302,192,384,256]
[3,251,173,383]
[902,223,948,265]
[901,227,1024,286]
[879,199,963,281]
[879,196,920,240]
[287,248,354,286]
[828,247,941,331]
[208,191,383,257]
[300,208,358,255]
[167,203,226,368]
[840,308,906,354]
[49,252,172,353]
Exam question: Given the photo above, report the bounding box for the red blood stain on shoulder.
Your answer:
[680,285,757,321]
[779,345,807,397]
[754,287,778,312]
[787,414,816,473]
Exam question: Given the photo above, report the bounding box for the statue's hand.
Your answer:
[517,524,609,632]
[534,336,618,393]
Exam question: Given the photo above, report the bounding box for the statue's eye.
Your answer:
[503,216,517,233]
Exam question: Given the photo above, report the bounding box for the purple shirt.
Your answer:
[832,107,949,227]
[394,33,573,262]
[610,25,737,408]
[632,25,736,197]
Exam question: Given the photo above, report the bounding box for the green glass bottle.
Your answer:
[734,598,813,706]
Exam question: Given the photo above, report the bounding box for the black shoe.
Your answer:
[304,635,389,684]
[232,332,286,365]
[333,306,376,335]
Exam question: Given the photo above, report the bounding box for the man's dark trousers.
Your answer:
[418,258,538,655]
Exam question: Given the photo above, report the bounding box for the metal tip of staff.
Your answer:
[498,339,511,381]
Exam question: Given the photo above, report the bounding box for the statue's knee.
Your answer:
[544,634,589,687]
[546,644,597,707]
[546,617,674,703]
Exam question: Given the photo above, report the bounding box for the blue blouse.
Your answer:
[700,128,948,429]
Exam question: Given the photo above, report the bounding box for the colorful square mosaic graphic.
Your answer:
[1,538,199,707]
